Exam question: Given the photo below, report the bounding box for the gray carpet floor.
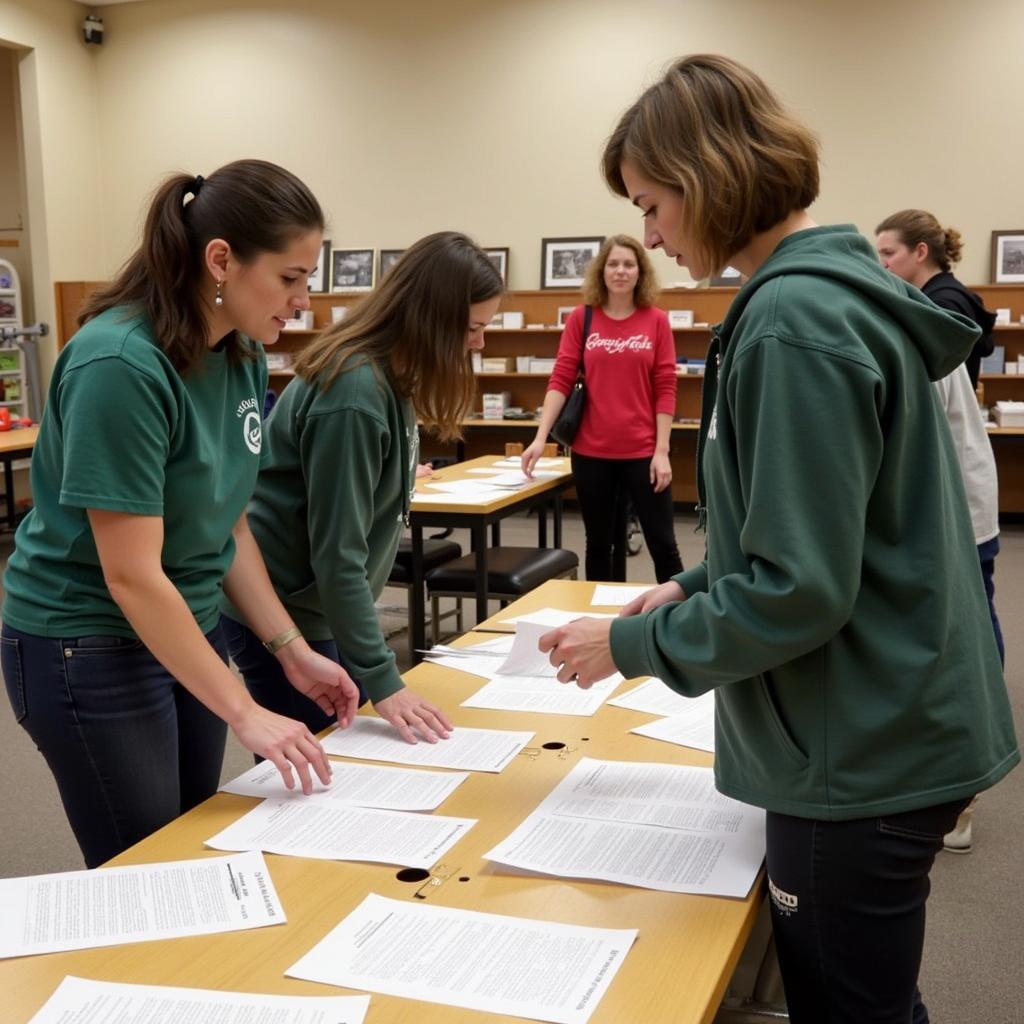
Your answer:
[1,511,1020,1021]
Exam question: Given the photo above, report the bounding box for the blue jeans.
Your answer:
[1,622,228,868]
[977,536,1004,666]
[766,797,970,1024]
[219,615,367,745]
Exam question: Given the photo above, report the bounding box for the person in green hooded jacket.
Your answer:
[221,232,503,744]
[540,55,1018,1024]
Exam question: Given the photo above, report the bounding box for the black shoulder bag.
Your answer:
[549,305,592,448]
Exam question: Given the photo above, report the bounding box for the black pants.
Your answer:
[766,797,970,1023]
[570,450,683,583]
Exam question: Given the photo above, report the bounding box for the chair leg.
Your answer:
[431,594,440,647]
[456,600,464,635]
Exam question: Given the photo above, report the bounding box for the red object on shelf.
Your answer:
[0,408,11,431]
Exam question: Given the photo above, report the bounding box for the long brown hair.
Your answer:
[582,234,659,308]
[79,159,323,372]
[602,54,819,276]
[875,209,963,273]
[295,231,502,442]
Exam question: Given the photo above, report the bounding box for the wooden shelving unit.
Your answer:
[53,281,1024,512]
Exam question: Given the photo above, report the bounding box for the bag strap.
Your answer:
[578,305,592,379]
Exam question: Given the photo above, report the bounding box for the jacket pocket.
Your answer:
[757,671,808,769]
[1,636,26,723]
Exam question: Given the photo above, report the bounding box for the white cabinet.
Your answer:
[0,258,28,419]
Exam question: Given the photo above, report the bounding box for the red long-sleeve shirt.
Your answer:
[547,304,677,459]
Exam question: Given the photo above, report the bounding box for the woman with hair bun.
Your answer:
[2,160,360,867]
[875,209,996,387]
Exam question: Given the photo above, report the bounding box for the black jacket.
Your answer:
[922,272,996,388]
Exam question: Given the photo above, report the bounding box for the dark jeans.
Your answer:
[570,450,683,583]
[766,797,970,1024]
[220,615,367,744]
[1,622,228,868]
[977,536,1004,666]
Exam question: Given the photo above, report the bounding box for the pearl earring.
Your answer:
[215,280,224,307]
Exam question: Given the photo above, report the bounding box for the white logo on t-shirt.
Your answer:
[243,410,262,454]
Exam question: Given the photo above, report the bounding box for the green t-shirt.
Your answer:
[2,306,268,637]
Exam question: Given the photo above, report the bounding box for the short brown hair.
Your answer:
[602,54,819,276]
[80,159,323,373]
[875,209,963,273]
[582,234,659,308]
[295,231,502,442]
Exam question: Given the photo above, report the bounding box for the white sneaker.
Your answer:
[943,797,978,854]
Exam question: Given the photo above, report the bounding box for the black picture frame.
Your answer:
[379,249,405,280]
[483,247,509,286]
[307,238,330,293]
[540,236,604,289]
[330,248,374,292]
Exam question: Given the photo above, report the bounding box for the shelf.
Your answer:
[267,367,296,377]
[459,417,700,431]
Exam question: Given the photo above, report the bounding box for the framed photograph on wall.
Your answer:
[709,266,742,287]
[379,249,405,280]
[484,247,509,286]
[557,306,575,327]
[990,230,1024,283]
[307,238,330,293]
[331,248,374,292]
[540,236,604,289]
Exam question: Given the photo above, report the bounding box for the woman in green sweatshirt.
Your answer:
[540,55,1018,1023]
[221,232,502,744]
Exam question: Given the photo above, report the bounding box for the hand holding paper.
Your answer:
[539,616,618,688]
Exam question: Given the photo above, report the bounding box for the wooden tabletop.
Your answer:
[1,585,761,1024]
[0,425,38,456]
[411,453,573,516]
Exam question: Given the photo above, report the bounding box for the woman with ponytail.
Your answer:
[1,159,360,868]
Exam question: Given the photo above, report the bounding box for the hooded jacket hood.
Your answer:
[720,225,980,383]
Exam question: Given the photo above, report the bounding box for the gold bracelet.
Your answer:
[262,627,302,654]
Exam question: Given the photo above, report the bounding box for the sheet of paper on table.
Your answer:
[608,678,708,718]
[286,892,636,1024]
[590,583,656,606]
[206,800,474,869]
[220,758,469,810]
[423,635,514,679]
[321,716,534,772]
[485,758,764,897]
[26,977,370,1024]
[499,607,617,628]
[0,850,284,959]
[630,699,716,753]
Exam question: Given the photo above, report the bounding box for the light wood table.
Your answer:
[0,424,37,528]
[1,584,762,1023]
[408,454,575,658]
[473,577,656,633]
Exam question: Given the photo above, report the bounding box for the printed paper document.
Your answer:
[607,677,699,717]
[321,716,533,772]
[631,702,716,753]
[485,758,764,897]
[590,584,654,606]
[27,976,369,1024]
[0,850,284,959]
[220,759,468,810]
[286,893,636,1024]
[206,800,474,869]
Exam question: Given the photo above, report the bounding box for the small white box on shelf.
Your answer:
[995,307,1012,325]
[502,311,524,329]
[482,392,511,420]
[265,351,292,371]
[282,310,315,330]
[529,357,556,374]
[994,401,1024,427]
[331,306,349,323]
[669,309,695,328]
[516,355,533,373]
[481,356,515,372]
[1005,363,1018,375]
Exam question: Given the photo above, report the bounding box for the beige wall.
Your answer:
[1,0,103,374]
[6,0,1024,307]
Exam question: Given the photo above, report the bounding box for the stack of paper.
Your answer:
[485,758,764,897]
[609,680,716,753]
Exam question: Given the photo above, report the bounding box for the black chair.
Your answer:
[425,546,578,643]
[388,537,463,658]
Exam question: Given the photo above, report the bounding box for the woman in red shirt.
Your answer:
[522,234,682,581]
